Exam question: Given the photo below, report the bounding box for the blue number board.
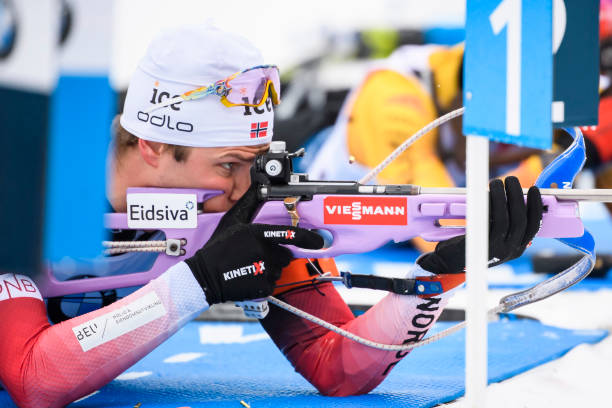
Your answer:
[463,0,553,149]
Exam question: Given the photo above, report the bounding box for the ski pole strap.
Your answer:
[340,272,465,297]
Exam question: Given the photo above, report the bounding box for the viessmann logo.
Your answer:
[223,261,265,281]
[323,196,408,225]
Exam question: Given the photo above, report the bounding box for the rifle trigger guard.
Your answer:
[283,196,301,227]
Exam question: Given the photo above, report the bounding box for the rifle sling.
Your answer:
[341,272,466,297]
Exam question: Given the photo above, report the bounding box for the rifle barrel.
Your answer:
[419,187,612,202]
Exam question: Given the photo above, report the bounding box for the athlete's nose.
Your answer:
[228,170,252,203]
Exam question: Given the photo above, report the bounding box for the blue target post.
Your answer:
[463,0,598,405]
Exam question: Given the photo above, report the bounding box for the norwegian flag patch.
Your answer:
[250,121,268,139]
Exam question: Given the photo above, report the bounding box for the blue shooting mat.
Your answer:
[0,320,605,408]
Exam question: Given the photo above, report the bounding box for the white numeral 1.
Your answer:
[490,0,522,136]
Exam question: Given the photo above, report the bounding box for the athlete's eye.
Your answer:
[221,163,234,171]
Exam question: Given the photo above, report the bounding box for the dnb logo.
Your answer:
[323,196,408,225]
[0,0,17,60]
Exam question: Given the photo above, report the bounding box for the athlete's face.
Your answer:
[156,144,269,213]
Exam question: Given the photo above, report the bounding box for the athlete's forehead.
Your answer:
[202,144,270,161]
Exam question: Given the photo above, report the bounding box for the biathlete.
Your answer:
[107,24,544,397]
[0,24,543,408]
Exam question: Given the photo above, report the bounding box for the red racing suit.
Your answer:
[0,258,454,407]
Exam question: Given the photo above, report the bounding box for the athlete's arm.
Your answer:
[0,191,322,408]
[0,263,206,408]
[261,177,543,396]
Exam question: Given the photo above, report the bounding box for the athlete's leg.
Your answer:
[0,262,207,408]
[260,266,451,396]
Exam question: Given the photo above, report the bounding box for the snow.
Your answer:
[442,333,612,407]
[442,288,612,407]
[447,288,612,330]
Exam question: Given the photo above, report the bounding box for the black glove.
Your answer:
[185,185,324,304]
[417,176,543,275]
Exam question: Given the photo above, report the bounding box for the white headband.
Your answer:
[120,25,274,147]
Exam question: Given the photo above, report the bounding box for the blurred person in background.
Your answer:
[307,42,545,252]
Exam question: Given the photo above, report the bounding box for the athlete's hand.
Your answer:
[417,176,543,275]
[185,185,323,304]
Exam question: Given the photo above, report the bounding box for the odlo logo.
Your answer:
[137,83,194,133]
[263,230,295,240]
[223,261,265,281]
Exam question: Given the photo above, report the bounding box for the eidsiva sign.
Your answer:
[463,0,554,149]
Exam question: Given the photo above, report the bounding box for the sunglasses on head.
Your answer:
[146,65,280,113]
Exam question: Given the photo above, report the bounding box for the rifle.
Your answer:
[35,125,607,308]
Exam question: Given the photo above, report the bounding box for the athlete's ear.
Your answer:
[138,139,165,168]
